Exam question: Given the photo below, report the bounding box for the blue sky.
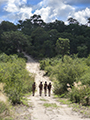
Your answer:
[0,0,90,25]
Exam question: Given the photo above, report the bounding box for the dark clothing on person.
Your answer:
[44,81,47,96]
[32,82,36,96]
[39,82,43,96]
[48,82,52,96]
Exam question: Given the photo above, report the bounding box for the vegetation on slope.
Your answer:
[0,53,34,104]
[40,55,90,105]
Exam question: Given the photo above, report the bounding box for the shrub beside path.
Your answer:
[22,53,90,120]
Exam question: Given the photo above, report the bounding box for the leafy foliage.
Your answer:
[69,82,90,105]
[1,31,29,54]
[0,101,12,120]
[56,38,70,56]
[40,55,90,98]
[0,14,90,58]
[0,101,8,114]
[0,53,34,104]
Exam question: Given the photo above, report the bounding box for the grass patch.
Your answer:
[73,103,80,109]
[0,101,13,120]
[21,97,29,107]
[58,99,72,105]
[57,97,90,118]
[43,103,58,108]
[0,101,8,114]
[72,103,90,117]
[54,95,60,98]
[40,98,48,101]
[54,94,65,98]
[24,92,32,97]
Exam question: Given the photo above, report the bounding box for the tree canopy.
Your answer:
[0,14,90,58]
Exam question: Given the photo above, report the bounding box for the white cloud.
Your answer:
[4,0,27,12]
[4,2,18,12]
[37,0,90,24]
[72,8,90,24]
[0,0,90,25]
[34,7,51,22]
[0,18,3,23]
[38,0,47,7]
[34,0,75,23]
[2,0,33,22]
[65,0,90,5]
[0,0,8,4]
[18,7,32,20]
[22,0,27,4]
[2,6,32,23]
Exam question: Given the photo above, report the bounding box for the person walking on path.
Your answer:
[44,81,47,96]
[32,82,36,96]
[48,82,52,96]
[39,82,43,96]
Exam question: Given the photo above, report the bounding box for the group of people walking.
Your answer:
[32,81,52,96]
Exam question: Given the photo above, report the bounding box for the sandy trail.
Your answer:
[24,53,90,120]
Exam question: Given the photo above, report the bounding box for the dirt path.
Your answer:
[23,53,90,120]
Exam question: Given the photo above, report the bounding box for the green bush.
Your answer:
[69,82,90,105]
[0,53,34,104]
[53,81,64,95]
[0,53,9,62]
[40,55,90,95]
[80,72,90,85]
[0,101,8,114]
[85,54,90,66]
[0,101,13,120]
[56,58,87,92]
[40,58,51,70]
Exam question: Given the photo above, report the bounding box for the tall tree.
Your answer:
[17,14,46,35]
[87,17,90,26]
[56,38,70,57]
[30,14,46,27]
[1,31,29,54]
[87,18,90,23]
[0,21,17,32]
[45,20,65,32]
[77,44,87,57]
[68,17,79,24]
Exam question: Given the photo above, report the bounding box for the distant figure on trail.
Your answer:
[32,82,36,96]
[39,82,43,96]
[48,82,52,96]
[44,81,47,96]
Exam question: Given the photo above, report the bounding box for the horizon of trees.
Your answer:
[0,14,90,58]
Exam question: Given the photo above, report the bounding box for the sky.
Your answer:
[0,0,90,25]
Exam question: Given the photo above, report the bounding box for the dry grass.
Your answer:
[0,83,7,103]
[0,83,12,120]
[0,83,4,91]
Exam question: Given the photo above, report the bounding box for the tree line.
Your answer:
[0,14,90,58]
